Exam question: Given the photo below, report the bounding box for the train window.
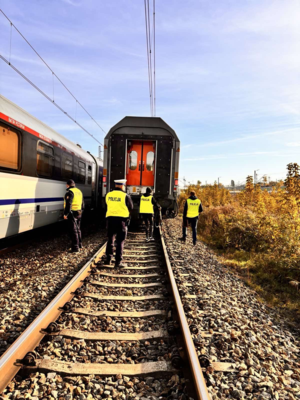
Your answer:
[54,155,61,178]
[87,165,92,184]
[78,161,86,184]
[0,123,19,170]
[129,151,137,170]
[73,162,79,181]
[37,141,54,177]
[146,151,154,171]
[62,155,73,179]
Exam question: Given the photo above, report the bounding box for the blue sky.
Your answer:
[0,0,299,186]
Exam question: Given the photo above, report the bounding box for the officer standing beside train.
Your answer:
[105,179,133,267]
[64,179,84,253]
[139,187,161,242]
[179,190,203,246]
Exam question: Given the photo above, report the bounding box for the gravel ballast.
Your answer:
[2,373,192,399]
[0,225,106,357]
[163,218,300,400]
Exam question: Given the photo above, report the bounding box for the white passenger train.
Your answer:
[0,96,103,240]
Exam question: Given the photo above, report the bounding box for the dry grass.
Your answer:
[179,165,300,326]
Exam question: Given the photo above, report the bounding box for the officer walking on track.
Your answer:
[179,190,203,246]
[139,187,161,242]
[64,179,84,253]
[105,179,133,268]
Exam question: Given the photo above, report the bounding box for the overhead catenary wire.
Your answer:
[153,0,156,117]
[147,0,153,116]
[144,0,153,116]
[0,9,106,141]
[144,0,156,117]
[0,55,103,146]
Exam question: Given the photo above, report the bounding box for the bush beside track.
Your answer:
[178,163,300,322]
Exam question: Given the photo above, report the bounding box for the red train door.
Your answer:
[126,141,155,187]
[141,141,155,186]
[126,141,142,186]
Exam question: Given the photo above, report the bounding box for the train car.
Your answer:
[102,116,180,218]
[0,95,102,239]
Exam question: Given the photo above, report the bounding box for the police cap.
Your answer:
[114,179,127,185]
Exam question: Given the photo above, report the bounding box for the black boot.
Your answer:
[104,256,112,265]
[178,237,186,242]
[115,261,127,268]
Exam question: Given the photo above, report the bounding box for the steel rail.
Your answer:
[1,231,209,399]
[0,243,107,393]
[159,227,210,400]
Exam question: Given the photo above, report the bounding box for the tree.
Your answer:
[285,163,300,200]
[262,175,268,186]
[245,175,254,193]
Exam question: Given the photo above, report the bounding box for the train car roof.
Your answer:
[0,95,95,162]
[106,116,179,141]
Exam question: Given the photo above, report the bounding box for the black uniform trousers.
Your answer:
[106,218,127,263]
[68,212,82,250]
[141,214,154,238]
[182,217,198,244]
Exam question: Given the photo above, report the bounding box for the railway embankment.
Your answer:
[163,218,300,400]
[0,226,106,358]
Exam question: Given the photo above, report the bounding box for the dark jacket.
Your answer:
[139,192,160,216]
[64,187,84,217]
[183,195,203,219]
[105,187,133,221]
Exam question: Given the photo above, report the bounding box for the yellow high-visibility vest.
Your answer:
[186,198,201,218]
[139,195,154,214]
[64,187,83,211]
[106,190,129,218]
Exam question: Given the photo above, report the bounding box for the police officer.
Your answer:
[64,179,84,252]
[105,179,133,267]
[139,187,161,242]
[179,190,203,246]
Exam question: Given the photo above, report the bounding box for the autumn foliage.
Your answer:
[178,164,300,289]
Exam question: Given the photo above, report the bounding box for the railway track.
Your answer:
[0,229,209,400]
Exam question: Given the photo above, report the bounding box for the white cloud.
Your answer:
[286,142,300,147]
